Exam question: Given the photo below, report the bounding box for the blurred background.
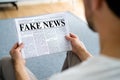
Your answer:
[0,0,85,21]
[0,1,99,80]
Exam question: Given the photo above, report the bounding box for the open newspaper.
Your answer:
[15,12,71,59]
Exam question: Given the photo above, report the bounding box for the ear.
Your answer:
[92,0,104,11]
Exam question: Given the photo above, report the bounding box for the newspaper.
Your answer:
[15,12,71,59]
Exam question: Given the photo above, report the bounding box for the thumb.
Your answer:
[16,43,24,51]
[65,35,73,41]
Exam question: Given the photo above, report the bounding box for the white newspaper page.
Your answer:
[15,12,71,59]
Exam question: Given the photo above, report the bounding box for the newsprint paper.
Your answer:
[15,12,72,59]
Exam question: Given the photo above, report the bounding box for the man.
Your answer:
[1,0,120,80]
[49,0,120,80]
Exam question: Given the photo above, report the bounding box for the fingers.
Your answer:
[65,35,72,41]
[9,43,25,65]
[70,33,78,38]
[11,43,18,50]
[10,43,24,54]
[16,43,24,51]
[65,33,78,41]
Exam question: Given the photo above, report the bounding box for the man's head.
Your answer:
[83,0,120,32]
[83,0,120,57]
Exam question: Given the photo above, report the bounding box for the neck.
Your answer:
[99,17,120,59]
[101,38,120,59]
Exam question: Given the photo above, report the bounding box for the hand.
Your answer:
[65,33,92,61]
[10,43,30,80]
[10,43,25,65]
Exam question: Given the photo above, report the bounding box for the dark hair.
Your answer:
[106,0,120,18]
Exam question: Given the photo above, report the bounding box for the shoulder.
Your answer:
[49,55,120,80]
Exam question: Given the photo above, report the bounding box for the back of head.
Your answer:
[106,0,120,18]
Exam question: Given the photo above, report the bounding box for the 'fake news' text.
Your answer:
[19,19,65,32]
